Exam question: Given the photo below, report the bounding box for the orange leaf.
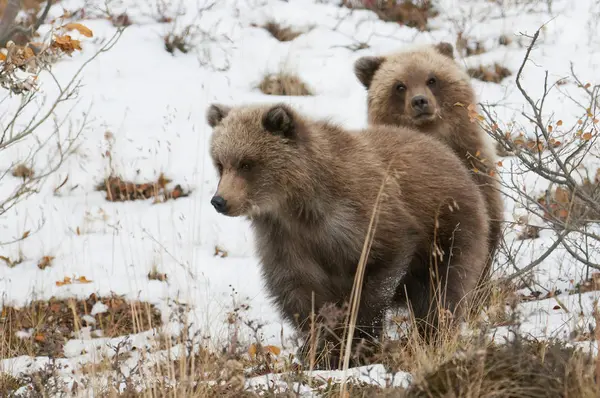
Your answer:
[248,343,257,357]
[50,303,61,312]
[593,119,599,124]
[62,23,94,37]
[558,209,569,219]
[553,305,561,310]
[77,276,92,284]
[264,345,281,356]
[497,161,503,167]
[582,132,593,141]
[0,52,6,61]
[585,83,591,89]
[22,230,30,239]
[76,226,81,235]
[34,333,45,342]
[557,120,563,126]
[548,125,553,132]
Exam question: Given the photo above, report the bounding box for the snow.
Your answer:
[0,0,599,394]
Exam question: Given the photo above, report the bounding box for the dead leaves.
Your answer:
[96,174,189,203]
[51,35,82,55]
[61,23,94,38]
[50,22,93,56]
[37,256,55,270]
[55,275,93,286]
[248,343,281,358]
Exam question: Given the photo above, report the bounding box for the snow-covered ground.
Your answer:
[1,0,599,394]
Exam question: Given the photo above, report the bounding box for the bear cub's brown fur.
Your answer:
[206,102,489,368]
[354,42,504,295]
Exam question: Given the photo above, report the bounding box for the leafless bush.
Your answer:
[474,25,600,286]
[0,24,124,247]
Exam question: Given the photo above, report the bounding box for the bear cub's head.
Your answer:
[354,42,474,129]
[206,103,306,218]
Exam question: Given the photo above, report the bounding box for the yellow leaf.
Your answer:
[76,276,92,283]
[265,345,281,356]
[76,226,81,235]
[0,52,6,61]
[475,150,481,157]
[248,343,257,358]
[62,23,94,37]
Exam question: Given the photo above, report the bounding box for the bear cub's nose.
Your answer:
[411,95,430,112]
[211,196,228,214]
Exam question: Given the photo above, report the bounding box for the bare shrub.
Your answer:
[475,25,600,284]
[0,24,124,249]
[257,72,313,96]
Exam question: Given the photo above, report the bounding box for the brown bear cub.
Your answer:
[354,42,504,301]
[206,102,489,369]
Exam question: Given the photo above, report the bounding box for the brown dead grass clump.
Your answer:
[344,0,438,32]
[11,163,34,179]
[256,21,304,42]
[404,337,599,398]
[257,72,313,96]
[0,293,161,358]
[468,63,512,83]
[96,173,189,202]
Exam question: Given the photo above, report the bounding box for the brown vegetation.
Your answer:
[467,63,512,83]
[96,174,188,203]
[257,72,313,96]
[343,0,438,31]
[0,294,161,358]
[256,20,304,42]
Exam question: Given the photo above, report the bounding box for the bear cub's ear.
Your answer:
[354,56,384,89]
[262,104,295,139]
[434,42,454,59]
[206,104,232,127]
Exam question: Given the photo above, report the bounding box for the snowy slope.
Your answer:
[1,0,599,392]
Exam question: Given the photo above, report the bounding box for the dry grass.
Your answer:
[467,63,512,83]
[257,72,313,96]
[0,294,161,359]
[256,21,304,42]
[404,336,599,397]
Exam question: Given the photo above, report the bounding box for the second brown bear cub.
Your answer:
[206,102,489,368]
[354,42,504,295]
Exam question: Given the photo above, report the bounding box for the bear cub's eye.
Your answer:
[239,161,253,171]
[427,77,437,86]
[395,83,407,93]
